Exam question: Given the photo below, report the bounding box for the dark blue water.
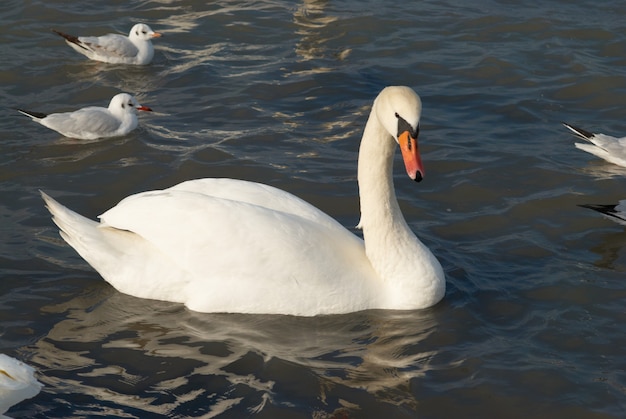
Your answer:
[1,0,626,417]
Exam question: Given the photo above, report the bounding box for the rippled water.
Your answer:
[2,0,626,417]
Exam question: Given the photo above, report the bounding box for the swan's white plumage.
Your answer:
[42,86,446,316]
[0,354,42,418]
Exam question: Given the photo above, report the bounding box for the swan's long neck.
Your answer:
[357,109,445,309]
[358,111,404,237]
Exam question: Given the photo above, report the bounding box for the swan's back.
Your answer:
[44,179,380,316]
[166,178,347,231]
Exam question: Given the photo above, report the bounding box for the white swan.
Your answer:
[52,23,161,65]
[42,86,445,316]
[563,122,626,168]
[0,354,42,418]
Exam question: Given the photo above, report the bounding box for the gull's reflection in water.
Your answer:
[584,229,626,272]
[579,162,626,180]
[31,285,439,416]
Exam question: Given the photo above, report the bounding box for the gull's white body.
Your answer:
[53,23,161,65]
[0,354,42,418]
[42,86,446,316]
[564,122,626,168]
[18,93,151,140]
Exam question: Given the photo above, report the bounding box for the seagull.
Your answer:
[17,93,152,140]
[0,354,42,418]
[563,122,626,168]
[52,23,161,65]
[579,200,626,226]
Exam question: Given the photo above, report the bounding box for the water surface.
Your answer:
[1,0,626,417]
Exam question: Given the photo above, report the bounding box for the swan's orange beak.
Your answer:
[398,130,424,182]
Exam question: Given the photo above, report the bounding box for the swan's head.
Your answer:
[375,86,424,182]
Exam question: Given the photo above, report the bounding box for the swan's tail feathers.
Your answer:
[17,109,47,121]
[52,29,89,50]
[41,190,102,251]
[563,122,594,141]
[41,191,189,303]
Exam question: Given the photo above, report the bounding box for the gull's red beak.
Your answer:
[136,105,152,112]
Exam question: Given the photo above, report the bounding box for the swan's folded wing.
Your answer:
[167,178,347,231]
[98,190,365,279]
[97,189,373,314]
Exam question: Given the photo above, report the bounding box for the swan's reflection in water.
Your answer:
[32,285,439,417]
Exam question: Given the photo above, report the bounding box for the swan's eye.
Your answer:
[396,114,419,139]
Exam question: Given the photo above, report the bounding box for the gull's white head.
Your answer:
[108,93,152,115]
[128,23,161,41]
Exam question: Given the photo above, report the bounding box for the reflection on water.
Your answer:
[584,230,626,271]
[2,0,626,417]
[30,288,439,417]
[294,0,349,63]
[578,161,626,180]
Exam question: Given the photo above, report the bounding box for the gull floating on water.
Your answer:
[563,122,626,168]
[41,86,445,316]
[52,23,161,65]
[0,354,42,418]
[18,93,152,140]
[579,200,626,226]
